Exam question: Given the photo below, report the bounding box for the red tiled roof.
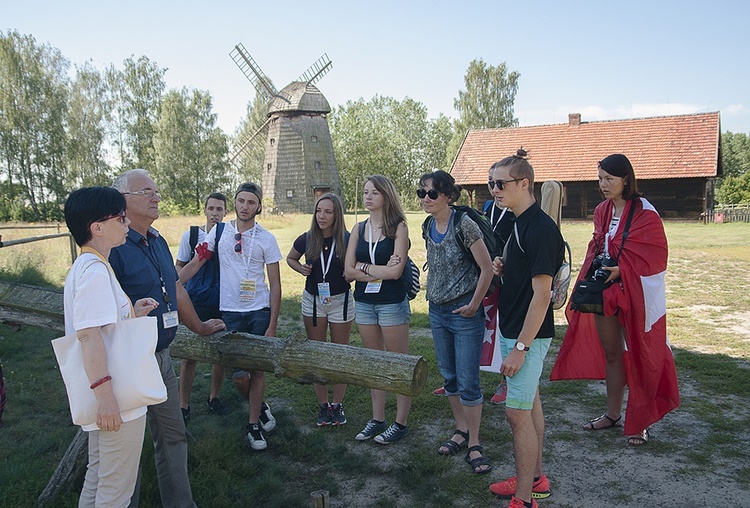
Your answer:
[451,112,721,185]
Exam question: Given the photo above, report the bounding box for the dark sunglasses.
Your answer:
[234,232,242,253]
[416,188,439,200]
[488,178,524,190]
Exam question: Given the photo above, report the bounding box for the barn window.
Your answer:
[267,163,272,172]
[286,189,294,198]
[311,135,318,143]
[315,161,321,170]
[270,138,275,145]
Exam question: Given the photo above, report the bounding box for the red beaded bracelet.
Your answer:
[90,375,112,390]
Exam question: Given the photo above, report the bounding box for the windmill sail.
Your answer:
[230,44,278,103]
[296,54,332,86]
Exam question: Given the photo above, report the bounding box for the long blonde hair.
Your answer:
[364,175,406,239]
[305,193,347,261]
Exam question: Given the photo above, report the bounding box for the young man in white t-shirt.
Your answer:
[180,183,282,451]
[175,193,231,423]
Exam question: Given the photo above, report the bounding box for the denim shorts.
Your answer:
[222,308,271,378]
[355,298,411,327]
[429,293,485,405]
[498,331,552,410]
[301,290,354,324]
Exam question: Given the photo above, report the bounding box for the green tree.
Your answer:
[716,172,750,204]
[153,88,229,213]
[721,131,750,179]
[446,59,520,168]
[330,96,439,210]
[0,30,69,221]
[66,61,111,187]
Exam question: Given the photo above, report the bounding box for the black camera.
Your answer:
[590,255,615,283]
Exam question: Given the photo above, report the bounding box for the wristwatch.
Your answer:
[515,341,530,352]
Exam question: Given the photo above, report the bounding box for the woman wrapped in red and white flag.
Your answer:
[550,153,680,446]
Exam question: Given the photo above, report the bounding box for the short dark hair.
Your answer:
[65,187,127,247]
[205,192,227,208]
[418,170,462,203]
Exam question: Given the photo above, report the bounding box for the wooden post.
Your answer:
[69,234,78,263]
[310,490,329,508]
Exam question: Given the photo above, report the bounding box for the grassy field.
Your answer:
[1,214,750,507]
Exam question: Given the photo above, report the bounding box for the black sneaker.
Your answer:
[246,423,267,451]
[259,402,276,432]
[207,397,231,415]
[330,403,347,426]
[317,403,332,426]
[181,406,191,425]
[355,419,387,441]
[374,422,409,445]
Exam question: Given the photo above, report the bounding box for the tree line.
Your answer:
[1,30,521,220]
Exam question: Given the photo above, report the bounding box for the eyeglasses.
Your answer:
[234,232,242,253]
[97,211,127,224]
[488,178,524,190]
[122,189,161,199]
[416,188,439,200]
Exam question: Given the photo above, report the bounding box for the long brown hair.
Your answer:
[364,175,407,239]
[305,193,347,261]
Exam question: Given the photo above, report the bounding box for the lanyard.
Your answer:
[320,238,336,282]
[236,223,258,278]
[367,220,380,265]
[131,235,173,312]
[489,205,508,232]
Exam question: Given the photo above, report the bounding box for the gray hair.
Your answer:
[112,169,152,193]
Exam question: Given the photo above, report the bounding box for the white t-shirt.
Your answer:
[205,221,282,312]
[63,252,146,430]
[176,226,207,264]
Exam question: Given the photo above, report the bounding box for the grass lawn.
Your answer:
[1,214,750,507]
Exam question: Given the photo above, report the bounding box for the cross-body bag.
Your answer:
[52,258,167,427]
[569,201,636,315]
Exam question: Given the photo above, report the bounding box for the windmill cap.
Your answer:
[235,182,263,201]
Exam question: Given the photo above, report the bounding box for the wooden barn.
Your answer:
[450,112,722,219]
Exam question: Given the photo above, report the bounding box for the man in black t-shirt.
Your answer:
[486,152,563,508]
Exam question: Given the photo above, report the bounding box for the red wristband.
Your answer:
[90,375,112,390]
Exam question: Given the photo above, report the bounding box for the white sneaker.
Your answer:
[246,423,267,451]
[259,402,276,432]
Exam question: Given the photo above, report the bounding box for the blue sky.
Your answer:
[4,0,749,134]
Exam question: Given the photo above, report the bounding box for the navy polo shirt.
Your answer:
[109,227,179,351]
[498,202,563,339]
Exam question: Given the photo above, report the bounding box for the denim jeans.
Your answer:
[429,293,485,406]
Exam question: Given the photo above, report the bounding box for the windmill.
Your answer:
[229,43,342,213]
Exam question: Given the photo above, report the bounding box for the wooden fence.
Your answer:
[704,204,750,224]
[0,224,77,263]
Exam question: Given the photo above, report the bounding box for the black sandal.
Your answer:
[437,429,469,455]
[464,445,492,474]
[583,414,622,431]
[627,428,650,446]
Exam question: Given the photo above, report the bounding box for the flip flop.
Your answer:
[583,414,622,430]
[628,428,649,446]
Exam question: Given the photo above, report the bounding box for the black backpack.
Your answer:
[185,222,224,308]
[357,221,420,300]
[422,205,502,273]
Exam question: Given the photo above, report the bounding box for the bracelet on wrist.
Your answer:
[90,375,112,390]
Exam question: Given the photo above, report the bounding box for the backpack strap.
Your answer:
[210,222,225,288]
[189,226,199,259]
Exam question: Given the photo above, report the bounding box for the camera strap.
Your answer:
[613,199,637,263]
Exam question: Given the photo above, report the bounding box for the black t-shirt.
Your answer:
[484,201,516,250]
[353,222,406,304]
[498,202,563,339]
[292,232,351,296]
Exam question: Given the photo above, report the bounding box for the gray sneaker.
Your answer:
[374,422,409,445]
[355,419,387,441]
[330,403,347,426]
[317,403,332,426]
[259,402,276,432]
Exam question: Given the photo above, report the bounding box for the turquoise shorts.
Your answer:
[499,333,552,410]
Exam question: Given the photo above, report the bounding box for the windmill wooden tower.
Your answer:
[229,44,342,213]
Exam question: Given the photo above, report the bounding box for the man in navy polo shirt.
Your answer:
[110,169,225,508]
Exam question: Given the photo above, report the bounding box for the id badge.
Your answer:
[239,279,256,303]
[318,282,332,305]
[162,310,179,329]
[364,280,383,294]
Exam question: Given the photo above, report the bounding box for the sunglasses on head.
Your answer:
[234,232,242,253]
[416,188,439,200]
[488,178,524,190]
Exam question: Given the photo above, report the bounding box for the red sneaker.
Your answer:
[433,386,447,396]
[490,381,507,405]
[506,496,538,508]
[489,474,551,499]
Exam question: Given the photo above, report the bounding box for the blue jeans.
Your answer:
[429,294,485,406]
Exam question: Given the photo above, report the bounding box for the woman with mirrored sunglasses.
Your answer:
[418,170,493,474]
